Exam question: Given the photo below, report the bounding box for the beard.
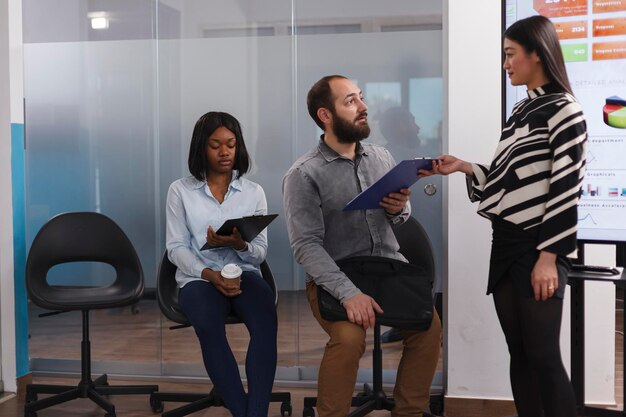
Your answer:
[331,110,371,144]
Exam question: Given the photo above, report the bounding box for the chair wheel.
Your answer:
[281,401,293,416]
[150,395,164,413]
[429,393,444,415]
[303,406,315,417]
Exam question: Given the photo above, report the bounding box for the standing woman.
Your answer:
[422,15,586,417]
[166,111,277,417]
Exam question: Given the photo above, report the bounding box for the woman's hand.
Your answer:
[201,268,242,297]
[419,155,473,177]
[206,226,247,251]
[531,251,558,301]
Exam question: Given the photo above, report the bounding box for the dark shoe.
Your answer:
[381,327,403,343]
[423,412,442,417]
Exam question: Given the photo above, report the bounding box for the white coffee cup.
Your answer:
[221,263,242,287]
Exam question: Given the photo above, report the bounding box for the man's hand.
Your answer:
[342,294,384,330]
[206,226,247,251]
[531,251,558,301]
[380,188,410,215]
[201,268,242,297]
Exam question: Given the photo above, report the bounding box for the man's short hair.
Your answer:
[307,75,348,129]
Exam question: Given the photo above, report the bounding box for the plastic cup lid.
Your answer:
[221,263,242,279]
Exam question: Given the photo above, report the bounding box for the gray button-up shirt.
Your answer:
[282,138,409,303]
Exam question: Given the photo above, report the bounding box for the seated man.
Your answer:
[282,74,441,417]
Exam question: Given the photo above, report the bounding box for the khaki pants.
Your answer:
[307,282,441,417]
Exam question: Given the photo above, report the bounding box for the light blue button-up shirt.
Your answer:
[166,172,268,288]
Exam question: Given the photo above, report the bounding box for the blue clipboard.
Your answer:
[343,158,435,211]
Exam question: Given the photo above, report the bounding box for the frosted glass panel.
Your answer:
[173,37,294,288]
[24,41,159,287]
[47,262,116,287]
[155,0,298,373]
[295,30,444,290]
[293,1,444,372]
[23,0,443,380]
[408,77,444,292]
[24,39,162,367]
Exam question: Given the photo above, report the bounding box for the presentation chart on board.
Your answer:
[604,95,626,128]
[506,0,626,241]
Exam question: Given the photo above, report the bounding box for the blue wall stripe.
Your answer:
[11,122,29,378]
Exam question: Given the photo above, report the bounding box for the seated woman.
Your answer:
[165,111,277,417]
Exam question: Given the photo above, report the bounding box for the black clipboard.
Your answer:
[343,158,435,211]
[200,214,278,250]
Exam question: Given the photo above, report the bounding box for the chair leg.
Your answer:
[355,382,374,398]
[27,383,77,398]
[94,373,108,386]
[149,388,220,417]
[97,383,159,396]
[24,311,158,417]
[161,394,221,417]
[271,391,293,416]
[150,389,292,417]
[151,391,209,403]
[24,387,81,415]
[348,399,377,417]
[303,396,317,417]
[303,325,398,417]
[305,391,440,417]
[429,393,444,415]
[87,388,116,416]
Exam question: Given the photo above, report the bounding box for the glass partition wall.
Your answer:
[23,0,443,386]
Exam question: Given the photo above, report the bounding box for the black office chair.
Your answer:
[149,251,292,417]
[24,212,159,417]
[302,216,442,417]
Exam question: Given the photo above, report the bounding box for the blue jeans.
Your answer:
[178,271,278,417]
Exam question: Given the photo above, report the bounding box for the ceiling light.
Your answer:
[91,17,109,30]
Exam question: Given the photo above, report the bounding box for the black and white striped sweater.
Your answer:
[468,83,587,257]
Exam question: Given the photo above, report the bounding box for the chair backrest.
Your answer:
[156,250,278,326]
[26,212,144,311]
[392,216,435,277]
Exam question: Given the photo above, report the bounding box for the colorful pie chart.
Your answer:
[603,96,626,129]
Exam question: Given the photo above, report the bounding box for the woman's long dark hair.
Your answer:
[504,15,573,95]
[188,111,251,181]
